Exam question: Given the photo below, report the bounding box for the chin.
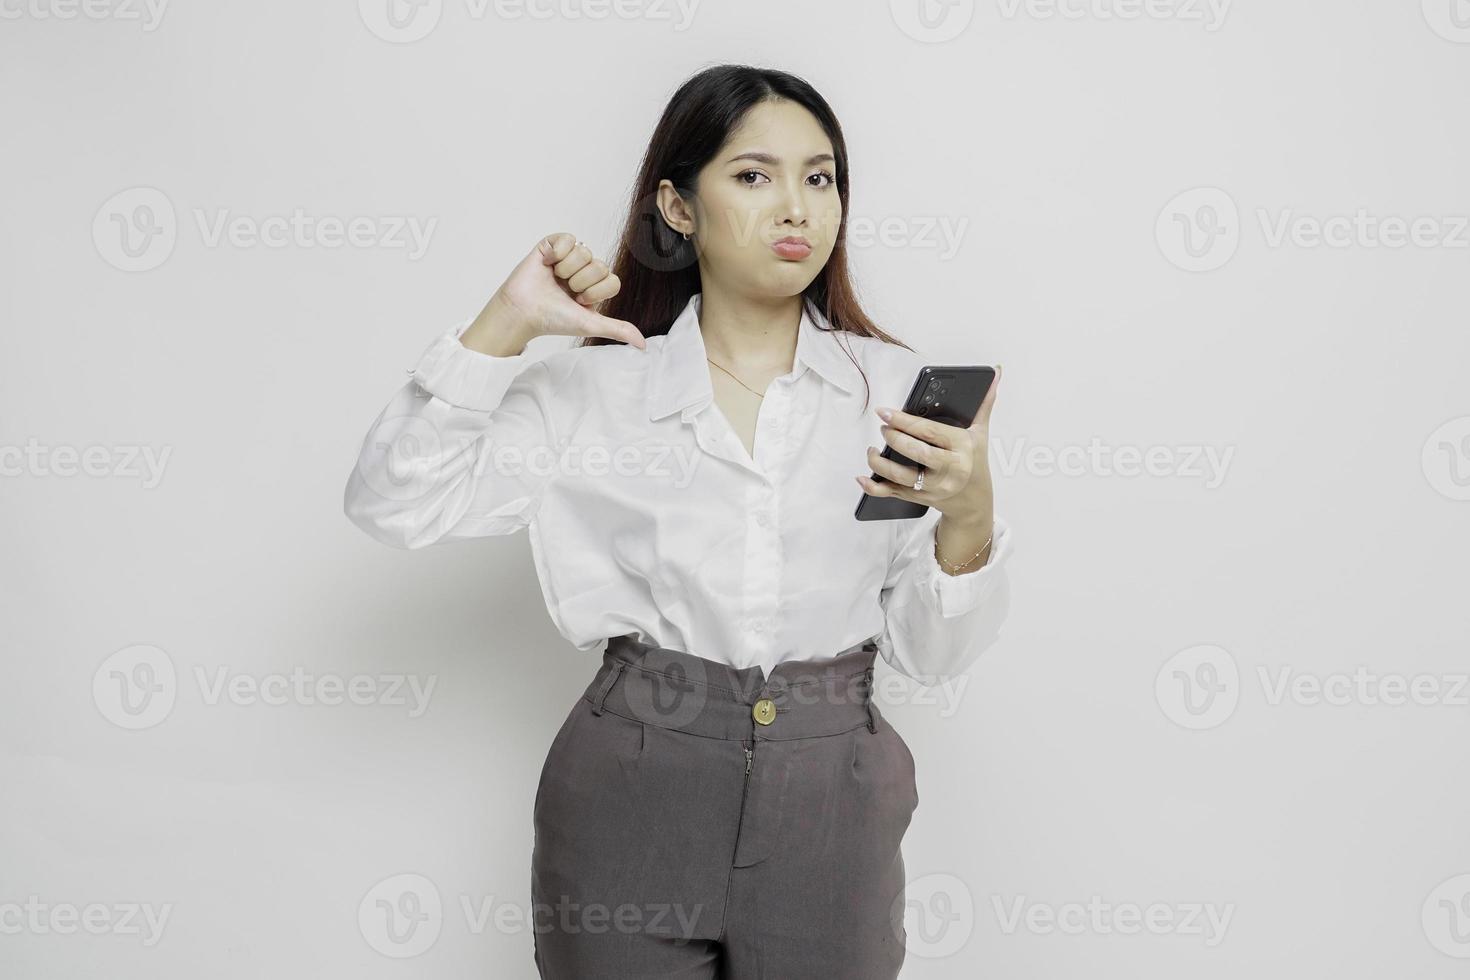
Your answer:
[762,266,820,293]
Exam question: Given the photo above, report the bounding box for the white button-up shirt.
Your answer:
[343,292,1012,686]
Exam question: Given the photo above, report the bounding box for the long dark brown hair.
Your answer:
[576,64,912,410]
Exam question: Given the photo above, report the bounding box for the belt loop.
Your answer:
[591,660,626,716]
[863,665,879,733]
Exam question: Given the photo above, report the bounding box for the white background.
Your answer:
[3,0,1469,976]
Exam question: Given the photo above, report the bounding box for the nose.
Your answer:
[775,175,812,226]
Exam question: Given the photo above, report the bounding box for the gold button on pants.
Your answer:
[752,698,777,725]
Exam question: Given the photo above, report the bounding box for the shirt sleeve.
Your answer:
[343,317,579,549]
[874,510,1013,687]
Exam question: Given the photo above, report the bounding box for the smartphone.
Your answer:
[854,365,996,521]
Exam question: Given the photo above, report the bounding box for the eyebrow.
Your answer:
[724,152,836,167]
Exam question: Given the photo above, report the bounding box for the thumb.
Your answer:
[579,309,646,350]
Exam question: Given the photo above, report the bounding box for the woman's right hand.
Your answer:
[460,233,646,355]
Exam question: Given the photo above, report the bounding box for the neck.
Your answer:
[697,286,802,373]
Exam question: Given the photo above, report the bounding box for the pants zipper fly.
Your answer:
[718,735,754,943]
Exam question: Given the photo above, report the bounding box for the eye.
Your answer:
[735,169,839,188]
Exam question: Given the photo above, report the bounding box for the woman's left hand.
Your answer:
[855,365,1003,527]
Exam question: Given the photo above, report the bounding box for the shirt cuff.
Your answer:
[919,514,1012,617]
[409,316,532,412]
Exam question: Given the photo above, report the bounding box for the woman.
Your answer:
[344,64,1011,979]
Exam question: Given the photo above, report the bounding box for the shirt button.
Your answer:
[755,512,771,528]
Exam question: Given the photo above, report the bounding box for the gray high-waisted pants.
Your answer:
[530,632,918,979]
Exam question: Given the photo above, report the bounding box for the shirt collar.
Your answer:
[645,292,862,421]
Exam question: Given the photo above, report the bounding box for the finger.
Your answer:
[576,310,646,350]
[879,407,964,453]
[855,473,923,503]
[572,273,620,306]
[567,259,611,294]
[553,241,594,281]
[866,445,922,488]
[878,421,951,469]
[537,233,578,266]
[974,363,1002,430]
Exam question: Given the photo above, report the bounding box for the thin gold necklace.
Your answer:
[706,356,765,399]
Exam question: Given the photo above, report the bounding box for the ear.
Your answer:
[654,179,696,237]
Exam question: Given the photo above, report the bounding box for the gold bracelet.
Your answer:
[935,530,993,574]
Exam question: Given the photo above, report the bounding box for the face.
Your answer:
[658,99,842,298]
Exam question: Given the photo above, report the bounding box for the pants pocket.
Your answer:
[850,724,919,824]
[879,723,920,817]
[533,696,587,821]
